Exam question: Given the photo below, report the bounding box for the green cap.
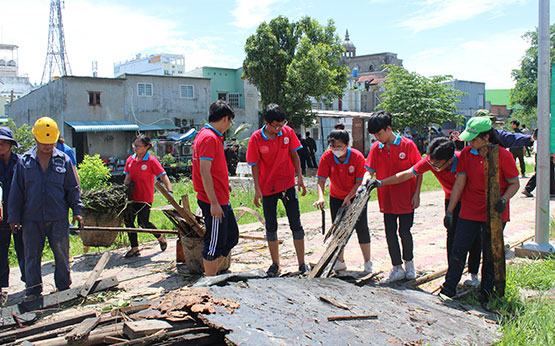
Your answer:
[459,117,492,141]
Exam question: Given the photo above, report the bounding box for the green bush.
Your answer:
[6,118,35,154]
[160,153,176,166]
[78,154,110,191]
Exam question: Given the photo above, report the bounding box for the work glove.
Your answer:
[369,179,382,189]
[444,211,454,230]
[495,197,507,213]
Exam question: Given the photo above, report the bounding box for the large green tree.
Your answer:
[510,24,555,125]
[243,16,348,127]
[378,65,463,132]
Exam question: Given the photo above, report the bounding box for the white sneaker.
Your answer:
[387,265,406,282]
[404,260,416,280]
[363,260,373,274]
[463,274,480,287]
[333,260,347,272]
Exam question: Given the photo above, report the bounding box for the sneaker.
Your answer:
[299,263,311,274]
[404,260,416,280]
[363,260,373,274]
[266,263,281,277]
[333,260,347,272]
[521,190,533,197]
[463,274,480,287]
[439,285,456,299]
[387,265,406,282]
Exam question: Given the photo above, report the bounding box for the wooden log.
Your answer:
[122,319,172,339]
[65,316,101,342]
[0,311,97,344]
[80,252,112,298]
[327,314,378,321]
[486,144,505,297]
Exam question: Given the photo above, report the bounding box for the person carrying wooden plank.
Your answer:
[313,129,372,273]
[123,134,171,258]
[362,111,422,283]
[8,117,83,301]
[0,127,25,304]
[376,137,481,287]
[192,100,239,276]
[246,103,309,277]
[440,117,519,302]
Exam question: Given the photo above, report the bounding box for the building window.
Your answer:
[88,91,101,106]
[218,92,227,101]
[180,85,194,98]
[228,93,240,108]
[137,83,153,97]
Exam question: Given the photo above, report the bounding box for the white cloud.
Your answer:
[0,0,238,84]
[404,29,529,88]
[231,0,280,29]
[399,0,529,32]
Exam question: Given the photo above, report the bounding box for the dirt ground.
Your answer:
[4,176,550,303]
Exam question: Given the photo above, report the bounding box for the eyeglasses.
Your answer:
[429,159,448,170]
[268,120,287,131]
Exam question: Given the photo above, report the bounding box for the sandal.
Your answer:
[159,239,168,252]
[124,248,141,258]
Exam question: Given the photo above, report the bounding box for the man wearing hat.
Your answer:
[8,117,83,300]
[0,127,25,303]
[441,117,519,302]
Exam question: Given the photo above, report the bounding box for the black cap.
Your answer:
[0,127,18,147]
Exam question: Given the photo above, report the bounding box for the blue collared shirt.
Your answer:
[8,147,82,224]
[56,142,77,166]
[0,152,19,225]
[496,129,532,148]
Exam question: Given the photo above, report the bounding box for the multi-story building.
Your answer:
[445,79,486,129]
[7,74,210,162]
[114,53,185,77]
[185,66,259,131]
[0,44,33,116]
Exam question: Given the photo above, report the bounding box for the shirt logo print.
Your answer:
[141,164,148,171]
[348,165,355,173]
[399,152,406,159]
[283,137,290,145]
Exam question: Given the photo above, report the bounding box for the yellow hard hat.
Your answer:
[32,117,60,144]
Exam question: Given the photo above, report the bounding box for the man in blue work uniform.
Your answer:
[0,127,25,303]
[8,117,83,300]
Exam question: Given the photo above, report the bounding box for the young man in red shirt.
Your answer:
[362,111,422,282]
[247,104,308,276]
[314,130,372,273]
[440,117,519,301]
[375,137,481,287]
[192,100,239,276]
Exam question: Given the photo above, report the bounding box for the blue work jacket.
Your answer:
[8,147,82,224]
[0,152,19,225]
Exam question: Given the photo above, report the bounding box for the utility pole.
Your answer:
[517,0,555,257]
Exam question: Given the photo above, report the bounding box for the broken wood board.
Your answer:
[155,182,204,237]
[0,277,118,327]
[123,319,172,339]
[201,277,500,345]
[80,252,111,298]
[65,316,101,342]
[32,322,124,346]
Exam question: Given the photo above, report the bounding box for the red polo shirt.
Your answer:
[366,135,421,214]
[124,152,166,204]
[457,146,518,223]
[192,125,230,205]
[412,152,461,200]
[246,125,302,196]
[317,148,366,199]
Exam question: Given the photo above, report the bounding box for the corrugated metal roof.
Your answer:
[65,121,139,133]
[138,123,179,131]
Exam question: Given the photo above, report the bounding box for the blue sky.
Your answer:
[0,0,545,88]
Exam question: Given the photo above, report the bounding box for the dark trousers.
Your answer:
[0,224,25,287]
[330,196,370,244]
[442,218,503,297]
[124,202,161,248]
[262,187,304,242]
[510,147,526,176]
[22,220,71,296]
[383,213,414,266]
[299,154,307,175]
[308,152,318,169]
[444,201,480,274]
[524,156,555,193]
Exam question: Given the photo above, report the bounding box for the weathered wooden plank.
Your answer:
[486,144,505,297]
[155,182,204,236]
[65,316,101,342]
[72,226,178,235]
[319,296,350,310]
[122,319,172,339]
[80,252,112,298]
[327,314,378,321]
[32,323,124,346]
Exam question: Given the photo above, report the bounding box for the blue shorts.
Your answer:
[197,200,239,261]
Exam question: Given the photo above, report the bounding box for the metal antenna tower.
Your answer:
[41,0,71,84]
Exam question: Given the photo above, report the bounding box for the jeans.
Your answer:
[262,187,304,241]
[444,201,480,274]
[383,213,414,266]
[123,202,161,248]
[442,218,503,297]
[22,220,71,296]
[0,224,25,287]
